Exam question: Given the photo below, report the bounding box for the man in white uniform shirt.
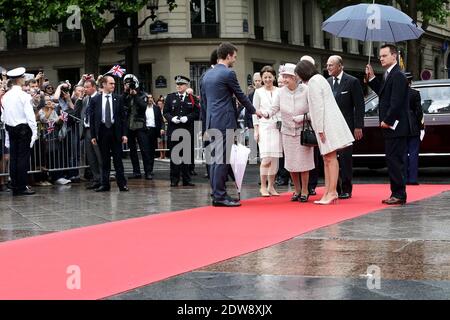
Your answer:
[1,67,37,196]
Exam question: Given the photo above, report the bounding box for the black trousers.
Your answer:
[98,124,127,188]
[337,145,353,194]
[6,124,32,192]
[144,127,159,174]
[168,138,191,184]
[128,128,152,175]
[385,137,407,200]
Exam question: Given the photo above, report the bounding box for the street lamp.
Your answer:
[147,0,159,21]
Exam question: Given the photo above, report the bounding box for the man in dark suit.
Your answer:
[200,42,261,207]
[366,44,411,205]
[89,75,129,192]
[144,94,164,179]
[163,75,199,187]
[326,55,365,199]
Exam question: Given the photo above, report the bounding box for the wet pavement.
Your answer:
[1,159,450,300]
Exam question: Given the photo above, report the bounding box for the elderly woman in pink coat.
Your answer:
[295,60,354,205]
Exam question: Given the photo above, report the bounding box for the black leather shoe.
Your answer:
[86,183,101,190]
[338,192,352,199]
[119,186,129,192]
[291,193,300,201]
[145,174,153,180]
[95,186,110,192]
[382,197,406,205]
[170,182,179,187]
[182,182,195,187]
[308,189,317,196]
[129,173,142,179]
[299,194,309,202]
[212,199,241,207]
[406,182,419,185]
[13,189,36,196]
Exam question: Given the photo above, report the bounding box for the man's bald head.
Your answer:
[253,72,262,89]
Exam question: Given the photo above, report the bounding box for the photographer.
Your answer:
[53,81,74,111]
[122,74,153,180]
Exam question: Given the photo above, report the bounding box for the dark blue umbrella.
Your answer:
[322,3,424,63]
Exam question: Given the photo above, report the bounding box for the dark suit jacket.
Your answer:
[163,92,200,136]
[408,87,424,136]
[200,64,255,131]
[327,72,365,132]
[89,93,127,142]
[368,64,410,138]
[146,105,164,138]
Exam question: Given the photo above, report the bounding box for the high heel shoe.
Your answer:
[291,193,300,201]
[268,189,280,196]
[299,194,309,203]
[260,189,270,197]
[314,195,338,205]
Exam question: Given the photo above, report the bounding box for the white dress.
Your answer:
[307,74,355,155]
[252,87,283,158]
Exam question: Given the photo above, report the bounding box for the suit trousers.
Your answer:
[209,131,234,201]
[128,128,152,175]
[6,124,32,192]
[385,137,407,200]
[83,127,102,183]
[98,124,127,188]
[337,145,353,194]
[405,136,420,184]
[168,138,191,184]
[144,127,159,174]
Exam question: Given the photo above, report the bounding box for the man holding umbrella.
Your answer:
[366,44,410,205]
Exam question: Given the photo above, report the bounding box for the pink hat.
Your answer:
[279,63,296,76]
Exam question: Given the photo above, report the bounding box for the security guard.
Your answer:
[163,75,199,187]
[1,67,38,195]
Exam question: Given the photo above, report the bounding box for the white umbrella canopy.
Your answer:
[229,143,251,200]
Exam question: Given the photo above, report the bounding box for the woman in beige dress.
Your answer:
[252,66,283,196]
[295,60,354,205]
[264,63,315,202]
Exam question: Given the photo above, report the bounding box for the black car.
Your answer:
[353,79,450,168]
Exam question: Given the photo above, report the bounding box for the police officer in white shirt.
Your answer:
[1,67,38,195]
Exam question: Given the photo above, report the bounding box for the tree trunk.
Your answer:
[407,0,420,80]
[81,20,101,75]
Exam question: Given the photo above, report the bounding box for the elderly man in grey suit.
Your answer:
[200,42,262,207]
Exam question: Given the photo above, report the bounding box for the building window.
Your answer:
[191,0,220,38]
[59,24,82,46]
[138,63,153,94]
[7,28,27,50]
[190,62,210,95]
[57,68,80,88]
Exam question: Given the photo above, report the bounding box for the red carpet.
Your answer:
[0,184,448,299]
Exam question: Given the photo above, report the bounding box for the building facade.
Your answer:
[0,0,449,97]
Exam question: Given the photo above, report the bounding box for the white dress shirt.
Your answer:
[146,106,156,128]
[101,92,114,125]
[1,86,38,138]
[333,71,344,86]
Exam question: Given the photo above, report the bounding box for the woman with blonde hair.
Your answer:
[252,66,283,196]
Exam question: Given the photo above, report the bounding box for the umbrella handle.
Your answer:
[368,41,372,65]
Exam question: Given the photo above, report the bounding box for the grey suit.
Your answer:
[200,64,255,201]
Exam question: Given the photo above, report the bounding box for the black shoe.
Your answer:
[95,186,110,192]
[86,183,101,190]
[170,181,179,187]
[299,194,309,202]
[119,186,129,192]
[291,193,300,201]
[212,199,241,207]
[308,189,317,196]
[338,192,352,199]
[182,182,195,187]
[382,197,406,205]
[406,182,419,185]
[190,170,198,176]
[225,195,240,202]
[145,174,153,180]
[129,173,142,179]
[13,189,36,196]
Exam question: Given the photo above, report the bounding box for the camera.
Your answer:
[61,85,69,93]
[126,79,137,90]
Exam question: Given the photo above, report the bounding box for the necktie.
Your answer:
[333,77,339,96]
[84,96,91,126]
[383,71,389,81]
[105,95,112,128]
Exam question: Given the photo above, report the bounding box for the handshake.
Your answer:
[171,116,188,124]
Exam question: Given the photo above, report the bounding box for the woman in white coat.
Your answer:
[295,60,354,205]
[252,66,283,196]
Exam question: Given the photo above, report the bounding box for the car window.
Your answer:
[416,85,450,114]
[364,95,379,116]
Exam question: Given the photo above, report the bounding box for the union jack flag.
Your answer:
[61,111,68,122]
[47,121,55,133]
[107,65,126,78]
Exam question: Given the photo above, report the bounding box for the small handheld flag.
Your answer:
[106,65,126,78]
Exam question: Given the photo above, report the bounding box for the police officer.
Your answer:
[163,75,199,187]
[123,74,153,180]
[1,67,38,196]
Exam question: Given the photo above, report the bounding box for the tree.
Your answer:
[319,0,450,79]
[0,0,178,75]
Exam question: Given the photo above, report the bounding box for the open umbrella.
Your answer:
[229,142,251,201]
[322,2,424,63]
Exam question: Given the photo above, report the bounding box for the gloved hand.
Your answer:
[180,116,188,124]
[171,116,181,124]
[292,115,303,123]
[30,135,38,148]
